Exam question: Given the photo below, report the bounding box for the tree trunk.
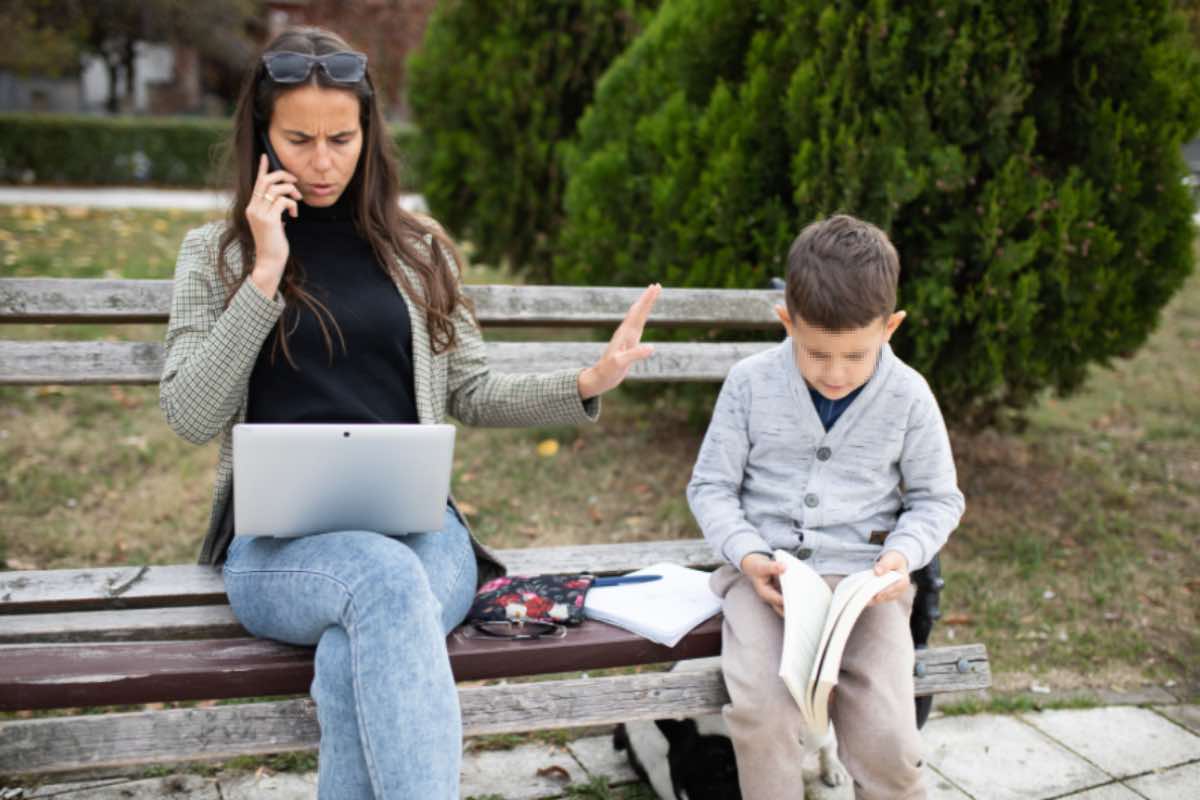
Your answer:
[122,39,137,113]
[105,58,120,114]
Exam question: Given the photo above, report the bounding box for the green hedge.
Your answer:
[0,113,420,188]
[557,0,1200,425]
[408,0,658,280]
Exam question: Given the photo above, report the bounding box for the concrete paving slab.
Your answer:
[460,741,586,800]
[1020,706,1200,777]
[19,779,127,797]
[1153,703,1200,736]
[567,734,640,785]
[220,772,317,800]
[1125,760,1200,800]
[922,713,1110,800]
[924,763,972,799]
[28,775,219,798]
[1057,783,1144,799]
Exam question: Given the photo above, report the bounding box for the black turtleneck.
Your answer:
[246,192,419,425]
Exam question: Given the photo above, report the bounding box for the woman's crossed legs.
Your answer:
[223,506,478,799]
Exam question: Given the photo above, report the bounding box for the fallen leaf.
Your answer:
[456,501,478,517]
[589,506,604,524]
[460,471,476,483]
[536,439,559,457]
[572,438,586,453]
[4,557,39,570]
[942,613,973,625]
[109,386,141,409]
[633,483,653,496]
[535,765,571,782]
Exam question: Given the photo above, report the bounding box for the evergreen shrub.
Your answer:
[0,114,230,186]
[0,113,419,189]
[558,0,1200,424]
[408,0,658,279]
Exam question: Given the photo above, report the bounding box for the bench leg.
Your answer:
[909,554,945,729]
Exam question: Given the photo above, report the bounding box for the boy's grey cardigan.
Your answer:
[687,340,964,576]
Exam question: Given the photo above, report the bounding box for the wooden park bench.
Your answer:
[0,277,990,778]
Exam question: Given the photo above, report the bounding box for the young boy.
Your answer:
[687,214,964,799]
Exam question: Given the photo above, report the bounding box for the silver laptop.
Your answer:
[232,423,456,537]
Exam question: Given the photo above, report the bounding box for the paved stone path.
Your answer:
[7,703,1196,800]
[0,186,428,213]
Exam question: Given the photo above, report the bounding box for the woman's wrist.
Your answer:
[249,264,283,299]
[577,367,600,400]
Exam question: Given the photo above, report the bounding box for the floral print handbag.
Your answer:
[468,573,596,626]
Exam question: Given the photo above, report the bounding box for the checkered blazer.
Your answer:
[160,219,598,583]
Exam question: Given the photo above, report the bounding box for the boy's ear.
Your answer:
[773,304,795,336]
[883,310,907,341]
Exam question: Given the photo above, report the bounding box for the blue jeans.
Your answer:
[223,505,478,799]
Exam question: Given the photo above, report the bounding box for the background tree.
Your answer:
[408,0,658,280]
[0,0,257,112]
[0,0,87,78]
[557,0,1200,425]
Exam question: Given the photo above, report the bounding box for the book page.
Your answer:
[582,562,722,647]
[806,569,904,724]
[774,550,833,723]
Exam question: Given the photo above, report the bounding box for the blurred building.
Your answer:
[2,42,215,116]
[1,0,433,119]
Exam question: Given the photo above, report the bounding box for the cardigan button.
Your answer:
[816,446,832,461]
[804,493,820,508]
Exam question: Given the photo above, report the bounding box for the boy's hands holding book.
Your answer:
[869,550,910,606]
[740,553,787,617]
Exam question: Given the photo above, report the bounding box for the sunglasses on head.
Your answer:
[262,50,368,84]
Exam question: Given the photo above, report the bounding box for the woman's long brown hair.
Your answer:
[218,26,468,366]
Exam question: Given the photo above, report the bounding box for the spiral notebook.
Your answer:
[582,562,722,647]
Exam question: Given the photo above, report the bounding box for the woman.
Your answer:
[159,26,659,799]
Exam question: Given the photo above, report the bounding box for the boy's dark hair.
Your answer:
[785,214,899,331]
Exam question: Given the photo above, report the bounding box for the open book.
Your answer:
[775,549,903,745]
[583,562,722,647]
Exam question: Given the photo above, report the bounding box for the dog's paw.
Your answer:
[817,745,849,789]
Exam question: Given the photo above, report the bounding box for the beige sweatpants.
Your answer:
[710,564,925,800]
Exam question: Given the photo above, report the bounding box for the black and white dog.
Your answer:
[612,658,850,800]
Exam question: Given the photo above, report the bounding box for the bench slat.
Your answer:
[0,605,243,644]
[0,617,725,710]
[0,540,719,614]
[0,645,991,776]
[0,279,783,328]
[0,633,986,713]
[0,339,771,385]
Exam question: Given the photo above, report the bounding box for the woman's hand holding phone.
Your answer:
[245,153,302,298]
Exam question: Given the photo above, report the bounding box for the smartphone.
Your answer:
[259,129,284,172]
[257,128,292,222]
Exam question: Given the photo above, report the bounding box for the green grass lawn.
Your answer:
[2,204,1197,703]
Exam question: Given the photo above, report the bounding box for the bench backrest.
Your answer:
[0,278,784,384]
